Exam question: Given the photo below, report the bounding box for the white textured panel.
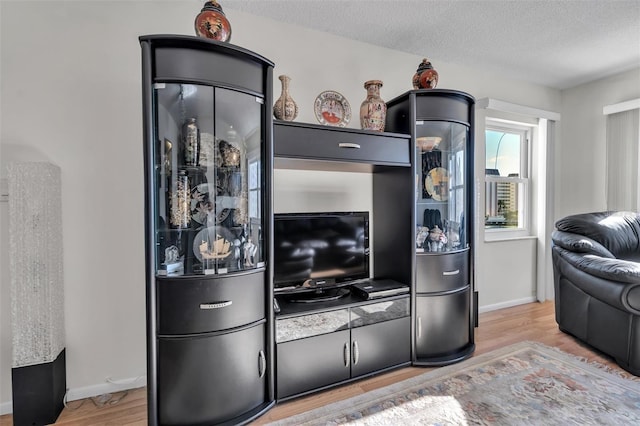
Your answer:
[8,162,65,367]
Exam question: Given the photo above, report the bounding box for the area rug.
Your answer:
[270,341,640,425]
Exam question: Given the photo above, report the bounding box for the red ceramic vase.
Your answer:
[412,58,439,89]
[194,1,232,42]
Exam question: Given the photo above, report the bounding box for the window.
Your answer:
[485,121,531,235]
[248,157,260,219]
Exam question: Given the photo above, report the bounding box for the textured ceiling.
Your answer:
[224,0,640,90]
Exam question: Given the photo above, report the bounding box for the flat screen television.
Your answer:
[273,211,370,301]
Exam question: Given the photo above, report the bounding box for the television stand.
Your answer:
[287,288,350,303]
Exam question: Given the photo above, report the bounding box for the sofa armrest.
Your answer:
[559,250,640,284]
[554,247,640,312]
[552,230,614,258]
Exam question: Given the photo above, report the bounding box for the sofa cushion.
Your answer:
[551,230,614,258]
[555,211,640,258]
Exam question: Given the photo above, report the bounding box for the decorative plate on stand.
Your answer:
[425,167,450,201]
[314,90,351,127]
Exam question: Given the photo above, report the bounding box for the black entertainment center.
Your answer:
[271,121,415,400]
[141,35,476,425]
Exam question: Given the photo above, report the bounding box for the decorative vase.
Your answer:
[273,75,298,121]
[360,80,387,131]
[170,171,191,229]
[194,1,232,42]
[182,118,200,166]
[412,58,439,89]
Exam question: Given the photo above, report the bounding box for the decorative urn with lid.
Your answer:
[412,58,439,89]
[194,1,232,42]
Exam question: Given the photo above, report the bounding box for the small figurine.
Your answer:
[244,238,257,266]
[427,225,448,252]
[164,245,179,263]
[416,226,429,248]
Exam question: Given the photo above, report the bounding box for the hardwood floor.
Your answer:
[0,301,629,425]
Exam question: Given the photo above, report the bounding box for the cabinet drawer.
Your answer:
[276,309,349,343]
[158,271,264,335]
[274,121,410,165]
[416,249,469,293]
[350,297,410,328]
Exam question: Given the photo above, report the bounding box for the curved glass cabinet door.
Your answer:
[154,83,264,276]
[415,121,469,253]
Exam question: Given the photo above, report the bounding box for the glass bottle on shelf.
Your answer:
[182,118,200,166]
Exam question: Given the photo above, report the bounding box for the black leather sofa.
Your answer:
[552,211,640,375]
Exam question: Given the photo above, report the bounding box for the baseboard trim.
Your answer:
[0,401,12,416]
[0,375,147,416]
[478,296,537,314]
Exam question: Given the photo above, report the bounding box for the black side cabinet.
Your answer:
[386,90,477,366]
[140,35,274,425]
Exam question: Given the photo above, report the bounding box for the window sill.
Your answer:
[483,234,537,243]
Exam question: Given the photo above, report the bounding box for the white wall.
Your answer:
[557,68,640,218]
[0,0,568,411]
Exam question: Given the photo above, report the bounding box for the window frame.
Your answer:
[484,120,533,240]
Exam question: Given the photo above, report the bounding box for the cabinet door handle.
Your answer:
[442,269,460,276]
[199,301,232,310]
[258,350,266,379]
[352,341,359,365]
[343,343,350,367]
[417,316,422,339]
[338,142,361,149]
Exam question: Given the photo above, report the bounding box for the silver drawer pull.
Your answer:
[352,340,360,365]
[443,270,460,276]
[199,301,232,310]
[338,142,361,149]
[258,350,266,378]
[343,342,350,367]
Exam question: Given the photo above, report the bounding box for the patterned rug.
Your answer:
[270,341,640,425]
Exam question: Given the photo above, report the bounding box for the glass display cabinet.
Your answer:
[154,84,264,276]
[386,89,477,366]
[140,35,274,425]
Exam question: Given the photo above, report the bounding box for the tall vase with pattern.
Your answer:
[360,80,386,131]
[273,75,298,121]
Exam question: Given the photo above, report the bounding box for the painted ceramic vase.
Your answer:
[412,58,439,89]
[170,171,191,228]
[194,1,232,42]
[359,80,386,131]
[182,118,200,166]
[273,75,299,121]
